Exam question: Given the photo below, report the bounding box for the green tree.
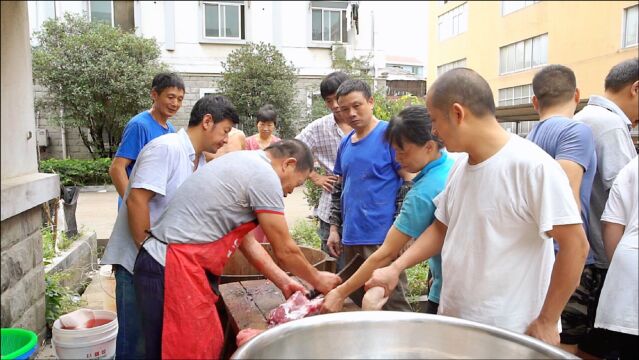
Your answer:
[219,42,300,138]
[373,93,426,120]
[32,13,166,158]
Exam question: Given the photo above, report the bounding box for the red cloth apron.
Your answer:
[161,221,257,359]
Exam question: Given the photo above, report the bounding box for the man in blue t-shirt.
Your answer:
[527,64,598,356]
[321,106,454,314]
[327,79,412,311]
[106,72,184,359]
[109,72,185,208]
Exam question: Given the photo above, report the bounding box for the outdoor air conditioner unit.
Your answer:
[36,128,49,147]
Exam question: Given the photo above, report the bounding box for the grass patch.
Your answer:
[406,261,429,306]
[42,227,82,265]
[290,219,321,249]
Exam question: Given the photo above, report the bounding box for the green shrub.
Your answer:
[406,261,429,310]
[373,92,426,121]
[42,227,82,265]
[40,158,112,186]
[290,219,321,249]
[303,167,324,211]
[45,271,86,328]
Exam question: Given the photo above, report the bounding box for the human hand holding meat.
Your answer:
[362,286,389,310]
[525,316,560,346]
[321,288,347,313]
[365,263,401,297]
[278,277,308,299]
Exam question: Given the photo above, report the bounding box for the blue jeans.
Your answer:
[114,265,145,359]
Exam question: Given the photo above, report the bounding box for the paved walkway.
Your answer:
[74,186,313,240]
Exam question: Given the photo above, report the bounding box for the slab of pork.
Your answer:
[266,290,324,327]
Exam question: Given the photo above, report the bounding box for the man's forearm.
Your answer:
[110,167,129,199]
[392,220,446,272]
[539,225,589,324]
[329,180,342,227]
[127,198,151,246]
[240,234,291,287]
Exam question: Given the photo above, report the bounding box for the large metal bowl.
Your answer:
[232,311,577,359]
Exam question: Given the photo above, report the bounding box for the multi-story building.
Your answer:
[427,1,638,140]
[28,0,390,159]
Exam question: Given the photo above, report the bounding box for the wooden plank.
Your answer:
[218,282,267,332]
[241,280,286,322]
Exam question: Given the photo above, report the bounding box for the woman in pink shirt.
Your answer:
[246,104,281,242]
[245,104,281,150]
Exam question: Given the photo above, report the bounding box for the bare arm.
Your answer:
[257,212,341,294]
[557,159,584,211]
[109,157,133,198]
[322,226,411,312]
[601,221,625,262]
[126,188,155,247]
[239,232,306,299]
[525,223,589,345]
[365,219,447,296]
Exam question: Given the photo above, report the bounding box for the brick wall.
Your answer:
[0,207,47,339]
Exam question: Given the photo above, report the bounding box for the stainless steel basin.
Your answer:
[232,311,577,359]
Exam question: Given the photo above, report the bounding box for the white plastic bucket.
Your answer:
[52,310,118,359]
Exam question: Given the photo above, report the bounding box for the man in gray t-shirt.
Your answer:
[574,57,638,270]
[572,57,638,358]
[133,140,342,359]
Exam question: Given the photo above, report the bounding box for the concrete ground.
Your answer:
[36,186,313,359]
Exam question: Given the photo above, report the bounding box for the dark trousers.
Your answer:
[133,247,165,360]
[113,266,145,359]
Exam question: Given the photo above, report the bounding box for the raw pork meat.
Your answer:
[236,328,265,346]
[267,291,324,327]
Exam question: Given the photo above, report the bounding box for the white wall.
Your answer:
[2,1,38,179]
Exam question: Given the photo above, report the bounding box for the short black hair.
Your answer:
[265,139,314,172]
[605,57,638,93]
[429,68,495,117]
[385,106,443,150]
[188,95,239,127]
[256,104,277,125]
[532,64,576,109]
[336,79,372,100]
[320,72,350,99]
[151,72,185,95]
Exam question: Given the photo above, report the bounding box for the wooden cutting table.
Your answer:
[218,278,360,358]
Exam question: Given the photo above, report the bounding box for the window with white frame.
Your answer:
[311,1,348,43]
[623,5,638,48]
[438,2,467,41]
[437,58,467,76]
[501,1,538,16]
[498,84,533,106]
[202,1,245,40]
[89,1,134,31]
[499,33,547,74]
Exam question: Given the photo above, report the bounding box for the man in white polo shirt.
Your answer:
[102,95,306,358]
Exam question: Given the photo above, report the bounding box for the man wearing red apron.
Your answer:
[134,140,342,359]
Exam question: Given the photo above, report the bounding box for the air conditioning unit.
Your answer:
[36,128,49,147]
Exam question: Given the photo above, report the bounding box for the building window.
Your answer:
[311,1,348,43]
[501,1,538,16]
[623,5,638,48]
[437,58,467,76]
[499,33,547,75]
[438,2,467,41]
[498,84,533,106]
[388,64,424,77]
[202,1,245,39]
[89,1,134,31]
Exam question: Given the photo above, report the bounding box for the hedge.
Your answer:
[39,158,112,186]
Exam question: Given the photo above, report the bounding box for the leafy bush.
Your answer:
[373,93,426,121]
[219,42,300,138]
[45,271,86,328]
[43,226,83,265]
[40,158,112,186]
[303,168,324,211]
[406,261,429,310]
[32,13,167,158]
[290,219,321,249]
